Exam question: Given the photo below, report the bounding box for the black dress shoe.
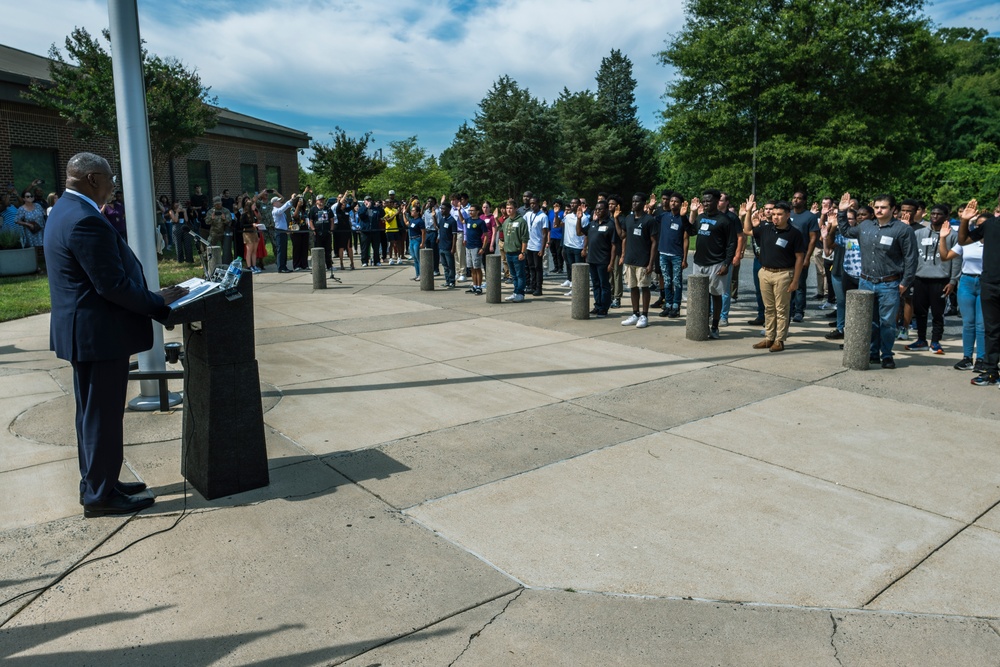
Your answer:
[747,318,764,326]
[83,489,155,518]
[79,480,148,505]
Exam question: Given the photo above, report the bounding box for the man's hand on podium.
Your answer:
[160,285,189,306]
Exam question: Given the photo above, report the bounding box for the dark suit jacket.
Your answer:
[44,191,169,362]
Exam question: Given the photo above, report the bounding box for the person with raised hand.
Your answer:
[957,198,1000,386]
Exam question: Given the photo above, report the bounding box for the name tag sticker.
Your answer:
[512,222,519,228]
[921,238,934,246]
[879,235,893,245]
[775,238,788,248]
[700,223,709,231]
[443,223,450,229]
[598,225,607,232]
[633,227,642,236]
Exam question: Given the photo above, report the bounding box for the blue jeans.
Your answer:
[425,231,439,273]
[589,263,611,312]
[506,252,526,295]
[440,248,456,285]
[719,268,734,319]
[409,237,422,277]
[659,254,683,310]
[791,268,809,318]
[860,278,901,360]
[274,230,289,270]
[832,274,845,332]
[958,274,985,359]
[752,256,765,320]
[564,246,583,274]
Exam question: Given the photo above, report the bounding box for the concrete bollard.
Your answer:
[206,245,223,278]
[685,274,710,341]
[486,254,501,303]
[571,262,590,319]
[311,248,327,289]
[420,248,435,291]
[842,289,875,370]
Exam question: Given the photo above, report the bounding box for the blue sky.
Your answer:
[9,0,1000,168]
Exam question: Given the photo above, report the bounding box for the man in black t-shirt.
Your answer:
[308,195,333,273]
[958,198,1000,385]
[619,193,658,329]
[687,188,738,338]
[582,200,617,317]
[743,198,805,352]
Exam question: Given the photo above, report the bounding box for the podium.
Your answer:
[164,277,269,499]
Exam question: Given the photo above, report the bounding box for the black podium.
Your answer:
[164,277,269,500]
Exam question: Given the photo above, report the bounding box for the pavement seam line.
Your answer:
[863,496,1000,609]
[327,587,522,666]
[829,612,844,667]
[0,515,137,628]
[665,429,970,524]
[447,588,524,666]
[988,620,1000,641]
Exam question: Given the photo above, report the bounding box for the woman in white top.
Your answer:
[940,217,986,370]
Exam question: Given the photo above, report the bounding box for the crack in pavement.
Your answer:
[448,588,524,666]
[829,612,844,667]
[989,621,1000,641]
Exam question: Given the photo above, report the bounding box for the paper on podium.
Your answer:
[170,277,223,309]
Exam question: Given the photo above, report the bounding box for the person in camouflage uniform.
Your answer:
[205,196,232,260]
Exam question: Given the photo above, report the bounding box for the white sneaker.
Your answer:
[513,294,524,302]
[505,294,517,301]
[560,280,572,288]
[636,315,648,328]
[564,290,573,296]
[621,314,640,326]
[819,301,835,310]
[457,275,467,281]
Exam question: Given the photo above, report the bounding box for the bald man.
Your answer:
[45,152,187,517]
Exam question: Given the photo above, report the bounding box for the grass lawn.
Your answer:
[0,254,210,324]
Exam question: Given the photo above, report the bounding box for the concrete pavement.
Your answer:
[2,258,999,666]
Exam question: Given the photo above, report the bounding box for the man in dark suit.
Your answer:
[45,152,187,518]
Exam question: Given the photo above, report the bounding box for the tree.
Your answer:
[26,27,218,170]
[361,136,451,199]
[551,87,627,198]
[657,0,945,198]
[309,127,385,195]
[441,76,558,199]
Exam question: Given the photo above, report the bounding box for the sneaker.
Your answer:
[474,287,483,295]
[870,356,880,365]
[669,308,681,318]
[457,275,467,282]
[594,311,606,318]
[974,358,985,373]
[709,328,721,339]
[560,280,572,288]
[825,330,844,340]
[881,357,896,369]
[953,357,974,371]
[818,301,835,310]
[930,342,944,355]
[589,308,600,315]
[505,294,517,302]
[621,314,640,326]
[513,294,525,302]
[896,327,908,340]
[810,294,824,300]
[971,372,998,387]
[465,288,477,293]
[651,297,665,309]
[719,318,729,327]
[658,308,670,318]
[610,299,620,309]
[563,290,572,296]
[636,315,649,329]
[791,314,803,323]
[904,340,929,351]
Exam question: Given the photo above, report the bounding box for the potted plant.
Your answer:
[0,228,37,276]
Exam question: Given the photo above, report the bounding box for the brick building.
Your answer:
[0,43,309,203]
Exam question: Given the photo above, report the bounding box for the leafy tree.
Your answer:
[592,49,659,197]
[26,27,218,170]
[441,76,557,199]
[551,88,626,198]
[657,0,945,199]
[309,127,385,195]
[361,136,452,199]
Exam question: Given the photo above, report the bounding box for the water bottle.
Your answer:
[221,256,243,289]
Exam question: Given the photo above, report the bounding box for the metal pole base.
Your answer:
[128,391,182,412]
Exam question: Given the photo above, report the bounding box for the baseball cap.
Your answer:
[270,196,281,203]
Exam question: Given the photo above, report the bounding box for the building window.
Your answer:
[240,164,258,194]
[11,147,58,195]
[265,166,280,191]
[187,159,211,197]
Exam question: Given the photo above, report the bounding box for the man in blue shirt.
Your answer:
[463,203,487,294]
[789,190,819,322]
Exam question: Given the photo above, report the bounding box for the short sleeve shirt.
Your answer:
[623,213,657,266]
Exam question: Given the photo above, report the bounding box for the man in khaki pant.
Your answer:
[743,198,806,352]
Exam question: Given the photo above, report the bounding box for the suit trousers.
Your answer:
[72,357,130,504]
